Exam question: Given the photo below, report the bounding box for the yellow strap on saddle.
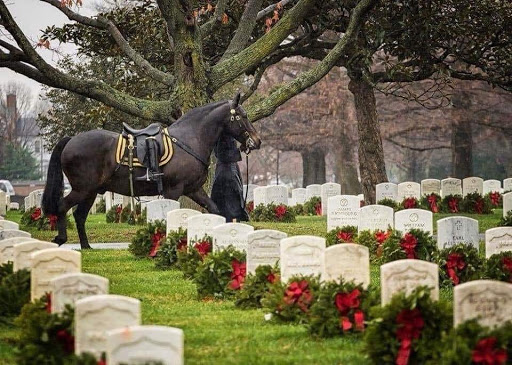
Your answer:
[115,128,173,167]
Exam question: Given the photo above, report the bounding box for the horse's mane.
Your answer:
[173,99,228,126]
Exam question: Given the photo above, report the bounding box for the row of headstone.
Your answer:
[253,185,288,206]
[376,177,512,202]
[504,192,512,217]
[0,191,7,216]
[24,189,44,210]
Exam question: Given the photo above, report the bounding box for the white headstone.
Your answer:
[292,188,307,205]
[0,220,19,230]
[32,189,44,208]
[106,325,184,365]
[323,244,370,288]
[13,241,58,271]
[504,178,512,192]
[380,259,439,305]
[212,222,254,252]
[483,180,501,195]
[0,191,6,216]
[441,178,462,198]
[421,179,441,196]
[485,227,512,258]
[166,208,201,233]
[253,186,267,207]
[9,202,19,210]
[503,192,512,217]
[436,217,479,250]
[146,199,180,223]
[51,273,109,314]
[0,237,39,265]
[266,185,288,205]
[306,184,322,200]
[397,182,421,201]
[186,214,225,244]
[30,249,81,301]
[112,193,124,208]
[246,230,287,274]
[463,177,484,197]
[280,236,325,282]
[24,196,31,210]
[75,295,141,357]
[321,183,341,215]
[453,280,512,328]
[358,205,394,232]
[394,209,433,235]
[104,192,113,211]
[375,182,398,202]
[0,229,31,240]
[243,184,258,203]
[327,195,360,231]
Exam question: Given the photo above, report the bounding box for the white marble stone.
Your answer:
[75,295,141,357]
[9,202,19,210]
[266,185,288,206]
[323,244,370,288]
[397,182,421,201]
[104,192,113,211]
[380,259,439,305]
[503,192,512,218]
[0,220,18,230]
[485,227,512,258]
[106,325,183,365]
[292,188,307,205]
[463,177,484,197]
[0,229,31,240]
[280,235,325,282]
[0,191,6,216]
[243,184,259,203]
[436,217,479,250]
[441,178,462,197]
[246,230,287,274]
[24,196,31,210]
[358,205,394,232]
[212,222,254,252]
[0,237,39,265]
[483,180,501,195]
[394,209,433,235]
[321,183,341,216]
[306,184,322,200]
[12,241,57,271]
[253,186,267,207]
[453,280,512,328]
[30,248,81,301]
[186,214,225,245]
[376,183,398,202]
[421,179,441,196]
[51,273,109,314]
[32,189,44,208]
[146,199,180,223]
[166,208,201,233]
[504,178,512,192]
[327,195,360,231]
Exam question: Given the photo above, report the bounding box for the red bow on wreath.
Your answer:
[474,198,484,214]
[229,260,246,290]
[490,192,500,207]
[375,230,390,244]
[177,237,188,252]
[400,233,418,259]
[45,292,52,314]
[337,231,353,243]
[502,257,512,282]
[427,195,439,213]
[335,289,364,331]
[148,231,165,257]
[31,207,42,221]
[283,280,312,312]
[472,337,507,365]
[267,272,276,284]
[403,198,417,209]
[395,308,424,365]
[56,329,75,354]
[448,198,459,213]
[275,205,287,219]
[194,240,211,259]
[446,252,466,285]
[48,214,58,230]
[315,202,322,216]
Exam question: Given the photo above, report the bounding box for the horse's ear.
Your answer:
[233,91,241,106]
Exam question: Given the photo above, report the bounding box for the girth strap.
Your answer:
[169,135,209,168]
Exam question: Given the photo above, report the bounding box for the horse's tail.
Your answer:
[42,137,72,215]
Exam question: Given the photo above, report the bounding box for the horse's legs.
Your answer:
[186,188,221,215]
[53,190,91,246]
[73,194,96,250]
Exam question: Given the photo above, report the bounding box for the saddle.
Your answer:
[117,123,174,195]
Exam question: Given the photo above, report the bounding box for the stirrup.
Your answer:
[136,168,163,182]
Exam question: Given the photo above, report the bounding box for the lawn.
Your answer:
[0,209,502,364]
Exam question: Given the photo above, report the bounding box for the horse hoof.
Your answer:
[81,244,93,250]
[52,237,67,246]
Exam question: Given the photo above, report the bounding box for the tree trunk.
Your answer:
[301,147,326,187]
[335,136,360,194]
[348,76,387,204]
[451,118,473,178]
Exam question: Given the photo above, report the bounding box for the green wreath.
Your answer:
[326,226,358,246]
[249,203,296,222]
[309,280,373,338]
[193,246,246,299]
[235,264,279,309]
[419,193,441,213]
[364,287,452,365]
[303,196,322,216]
[261,275,321,324]
[176,234,213,279]
[20,207,69,231]
[434,243,483,287]
[128,220,166,258]
[380,229,437,263]
[460,192,492,214]
[356,229,393,262]
[0,262,30,320]
[484,251,512,283]
[154,228,187,270]
[441,194,463,213]
[485,191,502,208]
[377,198,399,210]
[397,197,419,211]
[500,211,512,227]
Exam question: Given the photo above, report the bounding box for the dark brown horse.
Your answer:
[42,95,261,249]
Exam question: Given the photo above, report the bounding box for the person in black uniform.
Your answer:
[211,133,249,222]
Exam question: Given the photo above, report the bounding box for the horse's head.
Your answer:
[224,92,261,153]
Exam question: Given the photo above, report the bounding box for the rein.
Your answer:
[244,153,249,208]
[169,135,209,168]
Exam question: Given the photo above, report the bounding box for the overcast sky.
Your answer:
[0,0,96,99]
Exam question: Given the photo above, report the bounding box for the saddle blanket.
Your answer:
[115,128,173,167]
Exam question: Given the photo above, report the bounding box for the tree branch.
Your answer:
[247,0,377,121]
[256,0,296,20]
[200,0,229,35]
